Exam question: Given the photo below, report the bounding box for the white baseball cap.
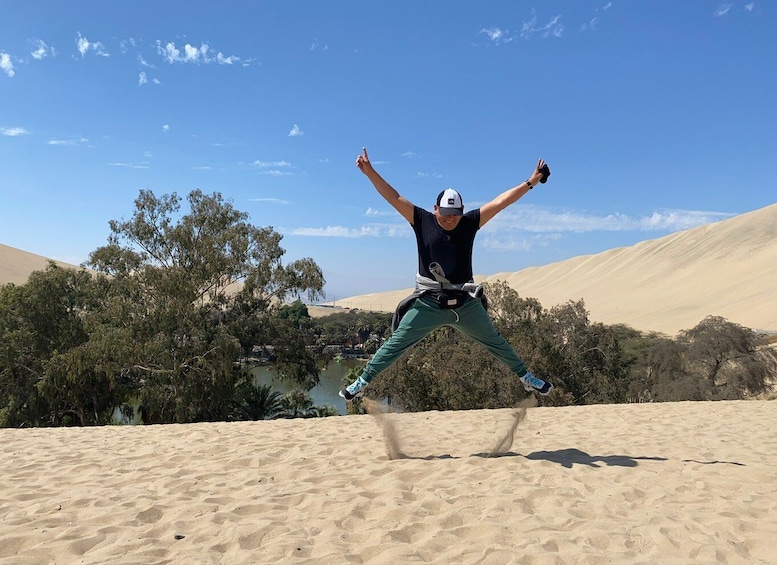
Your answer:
[436,188,463,216]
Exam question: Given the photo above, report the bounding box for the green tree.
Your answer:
[644,337,704,401]
[314,310,392,349]
[264,315,324,390]
[84,189,325,423]
[484,280,544,338]
[679,316,775,399]
[623,316,776,402]
[277,300,311,326]
[0,264,113,426]
[527,300,631,405]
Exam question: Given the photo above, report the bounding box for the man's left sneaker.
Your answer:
[520,372,553,396]
[339,375,369,401]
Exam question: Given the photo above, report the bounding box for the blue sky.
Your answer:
[1,1,774,301]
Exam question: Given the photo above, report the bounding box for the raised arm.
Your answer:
[478,158,548,228]
[356,147,415,224]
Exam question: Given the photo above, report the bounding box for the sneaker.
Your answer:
[520,372,553,396]
[339,375,369,401]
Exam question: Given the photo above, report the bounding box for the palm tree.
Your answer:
[238,383,283,420]
[275,389,318,419]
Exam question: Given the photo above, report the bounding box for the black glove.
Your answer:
[539,163,551,184]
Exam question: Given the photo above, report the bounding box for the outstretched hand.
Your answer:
[529,159,551,186]
[356,147,374,175]
[536,159,551,184]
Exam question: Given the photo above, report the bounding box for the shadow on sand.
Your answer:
[519,448,668,468]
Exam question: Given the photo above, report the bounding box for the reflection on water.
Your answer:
[251,359,366,416]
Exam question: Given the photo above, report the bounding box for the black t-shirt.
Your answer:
[412,206,481,284]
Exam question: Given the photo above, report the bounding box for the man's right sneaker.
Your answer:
[520,372,553,396]
[339,375,369,401]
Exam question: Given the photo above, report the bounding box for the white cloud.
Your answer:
[162,124,170,132]
[108,162,150,169]
[253,160,292,168]
[714,4,734,16]
[47,137,89,146]
[252,159,294,176]
[184,44,201,62]
[287,226,383,238]
[475,206,734,254]
[309,39,329,52]
[156,40,243,65]
[1,126,28,136]
[365,207,398,217]
[137,72,160,86]
[400,151,418,158]
[157,42,180,63]
[75,32,109,58]
[521,11,564,39]
[216,53,239,64]
[249,197,291,205]
[30,39,55,60]
[745,2,755,11]
[480,28,514,44]
[483,205,734,234]
[581,17,600,32]
[1,52,15,77]
[287,223,409,238]
[288,124,304,137]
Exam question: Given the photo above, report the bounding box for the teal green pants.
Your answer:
[360,296,527,382]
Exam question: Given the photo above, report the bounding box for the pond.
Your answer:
[251,358,366,416]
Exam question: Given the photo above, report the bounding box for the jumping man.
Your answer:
[340,147,553,401]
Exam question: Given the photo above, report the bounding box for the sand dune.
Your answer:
[330,203,777,335]
[0,243,83,287]
[1,400,775,564]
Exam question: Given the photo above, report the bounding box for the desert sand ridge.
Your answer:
[331,202,777,335]
[0,243,82,286]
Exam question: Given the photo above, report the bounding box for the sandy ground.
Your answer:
[1,400,776,564]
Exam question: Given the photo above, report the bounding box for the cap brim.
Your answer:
[439,207,463,216]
